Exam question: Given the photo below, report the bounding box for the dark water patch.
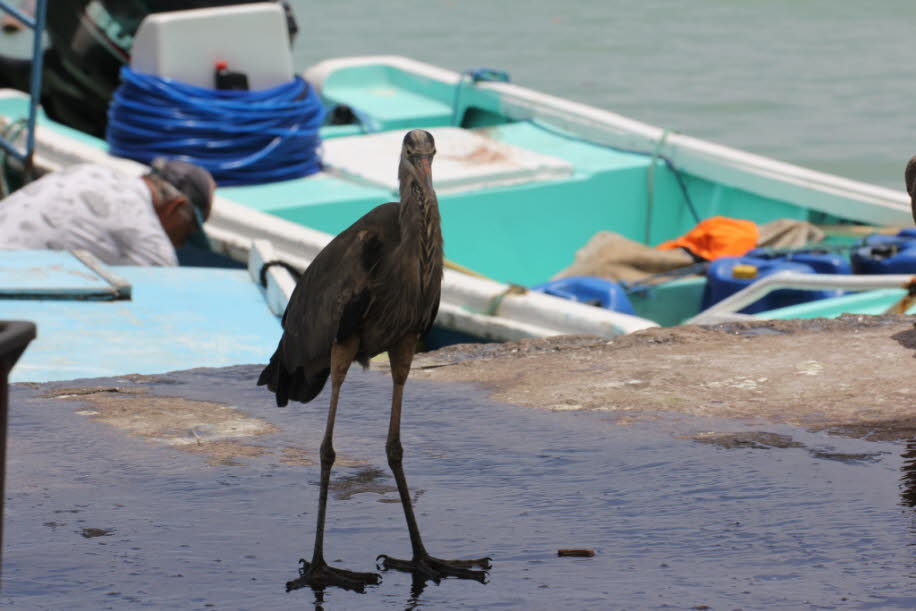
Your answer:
[809,450,886,463]
[4,366,916,608]
[691,431,803,449]
[818,417,916,442]
[80,527,115,538]
[690,430,888,463]
[328,467,397,500]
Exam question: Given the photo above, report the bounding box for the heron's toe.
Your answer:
[377,553,490,584]
[286,558,381,593]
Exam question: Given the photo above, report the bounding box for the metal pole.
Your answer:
[24,0,47,176]
[0,0,48,171]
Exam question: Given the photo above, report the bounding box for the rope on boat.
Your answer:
[446,66,700,229]
[106,67,326,186]
[646,127,671,243]
[486,283,528,316]
[523,118,702,226]
[258,259,303,287]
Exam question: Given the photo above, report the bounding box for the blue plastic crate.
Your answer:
[532,276,635,314]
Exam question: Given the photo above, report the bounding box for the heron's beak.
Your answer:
[413,155,433,188]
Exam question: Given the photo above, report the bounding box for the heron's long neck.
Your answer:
[398,166,443,289]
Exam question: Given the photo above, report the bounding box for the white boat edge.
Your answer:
[307,56,912,227]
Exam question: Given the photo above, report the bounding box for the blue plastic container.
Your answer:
[532,276,635,314]
[850,234,916,274]
[702,256,841,314]
[747,247,851,275]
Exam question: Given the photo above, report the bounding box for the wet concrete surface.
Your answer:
[3,324,916,608]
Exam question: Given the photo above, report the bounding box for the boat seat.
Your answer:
[319,65,454,130]
[321,126,573,194]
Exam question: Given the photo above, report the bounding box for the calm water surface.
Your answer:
[291,0,916,190]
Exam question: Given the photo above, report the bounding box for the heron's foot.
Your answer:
[285,558,381,593]
[377,552,491,584]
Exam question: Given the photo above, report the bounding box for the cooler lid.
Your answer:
[320,126,573,194]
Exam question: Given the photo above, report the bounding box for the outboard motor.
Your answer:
[0,1,297,137]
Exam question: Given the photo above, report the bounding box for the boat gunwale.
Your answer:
[306,55,911,227]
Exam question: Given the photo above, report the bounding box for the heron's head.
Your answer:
[400,129,436,188]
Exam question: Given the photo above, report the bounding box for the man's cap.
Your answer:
[150,157,215,250]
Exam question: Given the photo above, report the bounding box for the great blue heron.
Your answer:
[258,129,491,592]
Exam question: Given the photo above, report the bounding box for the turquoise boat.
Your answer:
[296,55,916,327]
[1,3,915,380]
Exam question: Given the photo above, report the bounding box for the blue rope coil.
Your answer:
[106,67,326,186]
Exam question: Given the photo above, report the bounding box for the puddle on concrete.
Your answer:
[42,384,278,467]
[3,364,916,609]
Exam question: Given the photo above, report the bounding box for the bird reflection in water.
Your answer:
[261,129,490,594]
[294,565,486,610]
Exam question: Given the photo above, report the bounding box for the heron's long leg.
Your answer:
[287,336,380,592]
[378,334,491,584]
[309,337,357,566]
[384,334,427,556]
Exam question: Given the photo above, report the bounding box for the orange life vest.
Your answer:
[656,216,758,261]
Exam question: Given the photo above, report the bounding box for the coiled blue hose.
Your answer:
[106,66,326,186]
